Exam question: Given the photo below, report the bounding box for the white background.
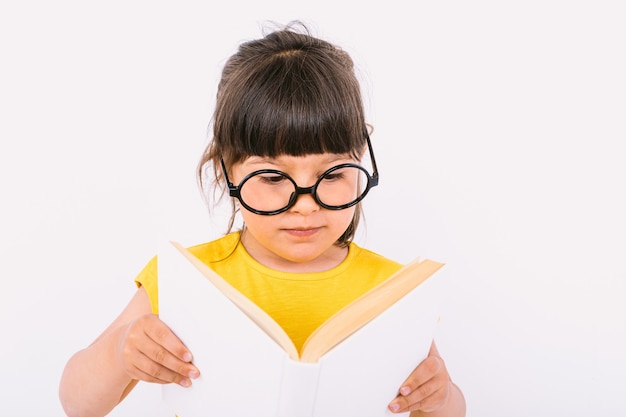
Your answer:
[1,1,625,416]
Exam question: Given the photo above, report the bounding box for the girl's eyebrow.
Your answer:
[245,157,278,166]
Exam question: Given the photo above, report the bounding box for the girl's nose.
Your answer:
[288,190,320,215]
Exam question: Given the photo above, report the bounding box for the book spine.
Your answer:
[277,359,320,417]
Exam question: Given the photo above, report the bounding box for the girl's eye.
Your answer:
[322,171,346,181]
[258,174,287,184]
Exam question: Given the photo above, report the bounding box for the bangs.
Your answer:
[215,49,367,163]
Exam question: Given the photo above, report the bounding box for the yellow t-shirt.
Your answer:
[135,232,402,354]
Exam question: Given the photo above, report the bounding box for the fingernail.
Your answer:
[389,402,400,412]
[183,352,193,362]
[180,378,191,388]
[400,386,411,396]
[189,369,200,379]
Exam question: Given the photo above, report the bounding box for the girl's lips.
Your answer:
[284,227,321,237]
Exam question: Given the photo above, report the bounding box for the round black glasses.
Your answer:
[221,136,379,216]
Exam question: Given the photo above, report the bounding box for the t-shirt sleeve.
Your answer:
[134,255,159,315]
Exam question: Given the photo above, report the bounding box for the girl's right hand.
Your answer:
[116,314,200,387]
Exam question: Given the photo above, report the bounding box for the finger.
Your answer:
[119,329,197,386]
[399,355,443,395]
[393,376,450,412]
[144,316,194,363]
[119,315,200,385]
[137,335,200,381]
[129,350,195,387]
[141,315,199,373]
[396,379,450,412]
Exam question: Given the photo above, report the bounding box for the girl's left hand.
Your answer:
[388,342,451,414]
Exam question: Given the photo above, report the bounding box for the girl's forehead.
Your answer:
[237,152,356,169]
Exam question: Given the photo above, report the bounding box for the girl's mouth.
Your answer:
[284,227,321,237]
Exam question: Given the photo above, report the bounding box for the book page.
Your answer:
[158,240,289,416]
[311,273,444,417]
[171,241,298,359]
[301,258,443,362]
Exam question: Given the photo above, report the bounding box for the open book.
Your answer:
[158,240,445,417]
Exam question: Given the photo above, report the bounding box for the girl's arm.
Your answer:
[389,341,466,417]
[59,288,200,417]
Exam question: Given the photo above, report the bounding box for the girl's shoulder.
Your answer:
[187,231,241,264]
[346,242,403,274]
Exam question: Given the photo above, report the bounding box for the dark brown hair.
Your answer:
[198,21,369,244]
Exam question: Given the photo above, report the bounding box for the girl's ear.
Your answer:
[360,144,368,159]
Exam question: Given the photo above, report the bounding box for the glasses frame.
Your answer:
[221,135,380,216]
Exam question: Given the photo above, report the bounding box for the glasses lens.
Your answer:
[239,172,295,213]
[238,166,371,213]
[316,166,369,208]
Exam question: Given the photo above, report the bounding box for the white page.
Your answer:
[158,240,288,417]
[312,273,443,417]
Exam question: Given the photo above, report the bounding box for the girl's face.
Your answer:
[230,152,359,273]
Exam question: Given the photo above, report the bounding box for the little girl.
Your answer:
[59,22,465,417]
